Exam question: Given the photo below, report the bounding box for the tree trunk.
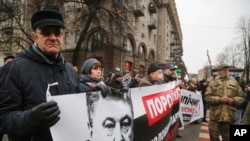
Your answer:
[72,5,98,66]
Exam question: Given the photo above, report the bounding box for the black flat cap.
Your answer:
[31,9,65,30]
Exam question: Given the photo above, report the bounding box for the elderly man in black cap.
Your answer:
[205,65,245,141]
[0,9,79,141]
[138,63,163,87]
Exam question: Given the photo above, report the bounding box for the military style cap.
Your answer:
[218,65,230,70]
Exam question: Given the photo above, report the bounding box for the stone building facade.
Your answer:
[0,0,186,79]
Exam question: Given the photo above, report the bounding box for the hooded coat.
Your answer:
[79,74,101,92]
[0,45,79,141]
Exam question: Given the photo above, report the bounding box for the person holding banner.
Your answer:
[205,65,245,141]
[163,64,177,83]
[187,78,201,124]
[0,9,79,141]
[86,88,134,141]
[198,79,209,122]
[107,72,124,89]
[139,63,163,87]
[163,63,182,138]
[79,58,104,92]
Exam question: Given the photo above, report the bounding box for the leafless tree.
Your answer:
[215,16,250,82]
[236,16,250,82]
[0,0,32,50]
[216,44,242,67]
[1,0,125,66]
[0,0,66,50]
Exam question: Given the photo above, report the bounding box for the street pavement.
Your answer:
[175,111,210,141]
[174,119,204,141]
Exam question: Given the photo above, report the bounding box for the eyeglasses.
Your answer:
[36,28,63,37]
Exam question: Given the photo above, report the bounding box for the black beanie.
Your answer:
[147,63,162,75]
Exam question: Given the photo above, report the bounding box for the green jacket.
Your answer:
[205,76,245,123]
[241,101,250,124]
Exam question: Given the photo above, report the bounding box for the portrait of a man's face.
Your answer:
[86,89,134,141]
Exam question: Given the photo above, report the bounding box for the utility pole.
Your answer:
[207,50,213,76]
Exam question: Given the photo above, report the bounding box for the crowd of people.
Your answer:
[1,8,250,141]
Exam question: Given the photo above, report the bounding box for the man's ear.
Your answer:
[32,32,37,41]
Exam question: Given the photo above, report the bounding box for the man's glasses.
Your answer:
[37,28,63,37]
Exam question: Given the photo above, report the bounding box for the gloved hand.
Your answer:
[96,81,110,97]
[28,101,60,129]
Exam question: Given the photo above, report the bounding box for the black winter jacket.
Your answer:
[0,45,79,141]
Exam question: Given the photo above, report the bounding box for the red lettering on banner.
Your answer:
[142,85,181,126]
[182,106,194,113]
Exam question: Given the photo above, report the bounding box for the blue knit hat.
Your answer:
[81,58,100,74]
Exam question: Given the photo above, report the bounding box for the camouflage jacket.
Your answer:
[205,76,245,123]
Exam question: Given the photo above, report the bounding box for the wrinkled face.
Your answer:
[32,26,64,56]
[150,69,163,81]
[90,98,133,141]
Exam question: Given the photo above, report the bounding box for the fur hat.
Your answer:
[31,9,65,30]
[147,63,162,75]
[81,58,100,74]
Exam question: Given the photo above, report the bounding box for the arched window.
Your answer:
[87,31,107,51]
[123,38,133,56]
[148,51,155,63]
[138,45,145,60]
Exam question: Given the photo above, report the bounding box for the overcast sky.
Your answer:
[175,0,250,74]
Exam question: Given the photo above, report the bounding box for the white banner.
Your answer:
[180,89,204,125]
[49,83,203,141]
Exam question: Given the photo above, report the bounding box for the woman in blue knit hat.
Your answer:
[79,58,104,92]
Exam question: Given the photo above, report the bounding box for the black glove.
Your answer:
[28,101,60,129]
[96,81,110,98]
